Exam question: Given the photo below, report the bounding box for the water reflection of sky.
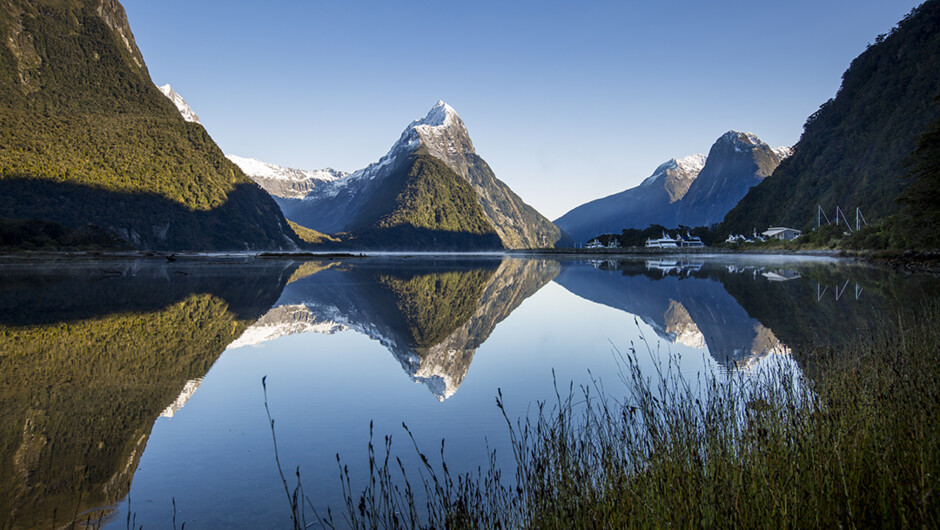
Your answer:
[0,256,928,528]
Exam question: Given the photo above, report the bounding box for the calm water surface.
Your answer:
[1,255,936,528]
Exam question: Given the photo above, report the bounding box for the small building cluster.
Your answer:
[726,227,802,244]
[586,238,621,249]
[645,232,705,249]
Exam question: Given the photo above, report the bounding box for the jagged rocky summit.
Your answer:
[555,131,789,243]
[238,101,569,249]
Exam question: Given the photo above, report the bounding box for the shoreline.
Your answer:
[2,247,938,273]
[0,247,847,262]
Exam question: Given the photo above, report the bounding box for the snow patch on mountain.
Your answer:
[773,146,793,160]
[640,153,708,188]
[227,304,349,349]
[718,131,767,153]
[157,84,201,124]
[160,378,203,418]
[228,155,346,184]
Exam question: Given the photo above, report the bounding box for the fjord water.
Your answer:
[1,255,936,528]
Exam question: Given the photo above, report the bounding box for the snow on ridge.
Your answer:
[773,146,793,160]
[412,100,457,128]
[641,159,678,187]
[157,83,201,124]
[306,101,466,199]
[718,131,771,153]
[675,153,707,177]
[641,153,707,187]
[227,154,346,183]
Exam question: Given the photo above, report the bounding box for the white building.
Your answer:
[761,227,802,240]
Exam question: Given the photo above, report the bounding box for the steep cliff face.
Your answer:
[0,0,298,250]
[675,131,783,228]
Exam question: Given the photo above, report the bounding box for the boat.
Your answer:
[645,232,679,249]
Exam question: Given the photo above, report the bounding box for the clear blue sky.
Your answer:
[122,0,923,219]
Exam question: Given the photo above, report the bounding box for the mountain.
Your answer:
[157,83,201,124]
[554,154,707,243]
[675,131,784,228]
[227,154,347,199]
[555,132,787,243]
[721,0,940,234]
[0,0,298,251]
[278,101,568,249]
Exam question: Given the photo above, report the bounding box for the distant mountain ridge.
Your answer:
[227,155,347,199]
[269,101,568,249]
[556,131,788,242]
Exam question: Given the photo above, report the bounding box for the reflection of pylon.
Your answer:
[835,279,850,301]
[817,283,829,302]
[855,283,863,300]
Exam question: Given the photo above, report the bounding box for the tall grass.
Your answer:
[279,304,940,529]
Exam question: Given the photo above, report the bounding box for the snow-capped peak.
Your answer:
[157,83,201,124]
[412,100,458,129]
[717,131,772,154]
[773,146,793,160]
[641,153,707,187]
[675,153,708,175]
[312,101,474,196]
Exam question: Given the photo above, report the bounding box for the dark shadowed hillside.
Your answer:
[722,1,940,234]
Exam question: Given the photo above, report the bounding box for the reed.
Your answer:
[279,304,940,529]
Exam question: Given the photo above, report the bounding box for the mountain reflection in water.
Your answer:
[0,255,934,528]
[229,258,560,400]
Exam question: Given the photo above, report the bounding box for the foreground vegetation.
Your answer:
[276,302,940,529]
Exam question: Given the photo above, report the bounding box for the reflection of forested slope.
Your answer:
[713,262,940,365]
[555,259,940,371]
[0,261,293,528]
[555,261,777,367]
[241,258,560,398]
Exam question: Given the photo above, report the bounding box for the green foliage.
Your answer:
[287,219,339,245]
[0,0,295,250]
[0,295,251,529]
[722,1,940,234]
[344,154,504,250]
[880,107,940,249]
[376,268,494,350]
[0,179,294,250]
[0,216,127,250]
[317,302,940,529]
